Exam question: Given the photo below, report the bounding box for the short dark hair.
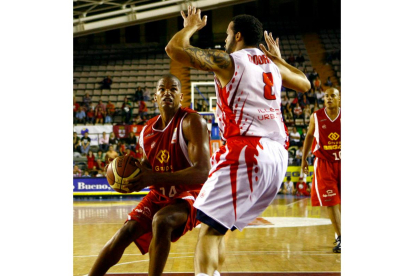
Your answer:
[287,176,291,181]
[232,15,263,46]
[157,74,181,90]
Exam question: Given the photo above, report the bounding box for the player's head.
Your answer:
[324,88,340,108]
[155,74,183,111]
[225,15,263,54]
[287,176,291,181]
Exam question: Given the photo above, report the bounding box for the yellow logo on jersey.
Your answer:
[328,132,340,140]
[156,150,170,164]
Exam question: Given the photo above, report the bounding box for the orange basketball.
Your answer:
[106,155,141,193]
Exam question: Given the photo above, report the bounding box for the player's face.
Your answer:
[324,90,340,108]
[155,77,182,110]
[225,22,237,54]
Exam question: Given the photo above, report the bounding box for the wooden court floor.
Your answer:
[73,195,341,276]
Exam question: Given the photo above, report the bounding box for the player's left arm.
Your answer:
[301,114,316,175]
[259,31,310,92]
[126,113,210,190]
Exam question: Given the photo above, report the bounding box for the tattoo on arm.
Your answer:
[183,46,231,71]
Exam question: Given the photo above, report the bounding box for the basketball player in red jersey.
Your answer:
[88,74,211,276]
[301,88,341,253]
[166,6,310,276]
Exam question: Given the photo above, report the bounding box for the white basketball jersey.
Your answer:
[214,48,288,148]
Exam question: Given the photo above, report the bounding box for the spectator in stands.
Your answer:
[201,103,208,112]
[293,102,303,119]
[73,97,80,120]
[96,100,106,111]
[105,100,115,124]
[290,126,301,147]
[73,132,82,155]
[86,104,95,125]
[307,88,316,103]
[83,92,92,108]
[80,132,91,155]
[96,170,104,177]
[134,86,144,103]
[143,86,151,101]
[96,150,106,171]
[82,171,91,178]
[121,97,133,124]
[295,146,303,166]
[73,165,83,177]
[75,107,86,125]
[95,106,105,125]
[309,68,319,83]
[313,76,322,91]
[326,51,333,63]
[117,140,126,156]
[312,101,322,113]
[287,52,295,65]
[300,94,311,108]
[108,132,118,150]
[316,89,325,105]
[296,51,305,66]
[282,176,295,195]
[105,145,119,163]
[303,68,310,80]
[325,77,333,87]
[303,104,312,123]
[281,95,289,109]
[125,132,138,151]
[99,131,109,152]
[300,127,308,145]
[125,148,136,158]
[136,146,143,160]
[86,150,96,171]
[101,75,112,90]
[138,100,148,119]
[284,103,294,124]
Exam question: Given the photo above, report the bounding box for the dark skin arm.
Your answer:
[125,113,211,192]
[301,114,316,175]
[165,6,234,87]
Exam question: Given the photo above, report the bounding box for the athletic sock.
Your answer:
[214,271,221,276]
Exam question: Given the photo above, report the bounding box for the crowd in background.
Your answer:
[73,130,142,177]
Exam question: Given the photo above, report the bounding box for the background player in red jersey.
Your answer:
[88,74,211,276]
[301,88,341,253]
[166,6,310,276]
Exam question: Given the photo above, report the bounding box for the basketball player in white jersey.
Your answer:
[166,6,310,276]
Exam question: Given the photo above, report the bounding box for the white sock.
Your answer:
[214,271,220,276]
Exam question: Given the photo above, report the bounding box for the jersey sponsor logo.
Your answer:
[171,127,177,144]
[145,132,155,138]
[328,132,340,140]
[322,189,337,198]
[156,150,170,164]
[154,165,173,172]
[323,144,341,150]
[322,124,327,129]
[247,54,271,65]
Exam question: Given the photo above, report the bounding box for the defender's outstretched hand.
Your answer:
[259,31,282,61]
[181,5,207,30]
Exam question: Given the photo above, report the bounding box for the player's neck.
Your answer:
[158,108,179,129]
[325,106,340,119]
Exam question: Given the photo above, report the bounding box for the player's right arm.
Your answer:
[301,114,315,175]
[259,32,310,92]
[165,6,234,86]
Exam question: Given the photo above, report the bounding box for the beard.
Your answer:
[225,37,237,54]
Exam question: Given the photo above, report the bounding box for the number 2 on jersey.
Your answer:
[263,72,276,100]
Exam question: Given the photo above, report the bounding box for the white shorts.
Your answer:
[194,136,288,231]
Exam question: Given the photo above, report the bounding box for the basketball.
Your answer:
[106,155,141,193]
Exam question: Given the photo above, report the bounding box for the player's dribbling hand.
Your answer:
[181,6,207,31]
[124,161,154,192]
[259,31,282,61]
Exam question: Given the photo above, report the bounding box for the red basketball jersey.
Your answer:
[139,107,203,198]
[311,108,341,163]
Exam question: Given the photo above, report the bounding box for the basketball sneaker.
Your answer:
[333,235,341,253]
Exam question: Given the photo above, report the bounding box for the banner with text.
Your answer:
[284,166,314,183]
[73,177,150,195]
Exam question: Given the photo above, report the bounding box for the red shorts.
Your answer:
[311,157,341,206]
[127,189,200,254]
